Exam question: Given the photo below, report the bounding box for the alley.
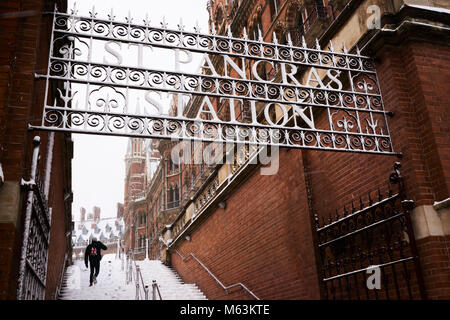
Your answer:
[58,254,206,300]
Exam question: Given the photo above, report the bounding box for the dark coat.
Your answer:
[84,240,107,266]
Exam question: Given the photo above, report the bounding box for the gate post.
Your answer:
[390,162,427,299]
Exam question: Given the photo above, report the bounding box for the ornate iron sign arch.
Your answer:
[32,5,395,155]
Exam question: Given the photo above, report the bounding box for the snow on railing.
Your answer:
[126,250,156,300]
[125,251,133,284]
[134,265,149,300]
[152,280,162,300]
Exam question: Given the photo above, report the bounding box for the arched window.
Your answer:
[174,185,179,203]
[167,185,173,203]
[167,184,180,208]
[215,6,224,31]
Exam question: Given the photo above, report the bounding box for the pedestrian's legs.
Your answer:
[89,261,95,285]
[95,260,100,278]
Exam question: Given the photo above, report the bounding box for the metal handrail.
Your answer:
[125,249,163,300]
[125,251,133,284]
[126,250,151,300]
[152,280,162,300]
[135,265,149,300]
[174,249,260,300]
[55,253,67,299]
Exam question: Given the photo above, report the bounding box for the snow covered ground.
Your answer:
[58,254,206,300]
[59,254,135,300]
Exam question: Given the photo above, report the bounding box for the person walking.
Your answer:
[84,237,107,286]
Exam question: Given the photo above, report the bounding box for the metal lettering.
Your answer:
[31,6,395,155]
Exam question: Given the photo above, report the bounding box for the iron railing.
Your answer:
[152,280,163,300]
[133,247,146,255]
[174,249,259,300]
[126,250,162,300]
[17,137,52,300]
[135,265,149,300]
[166,200,180,209]
[54,253,68,299]
[314,162,426,300]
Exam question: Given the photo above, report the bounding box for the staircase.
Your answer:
[137,260,207,300]
[57,254,207,300]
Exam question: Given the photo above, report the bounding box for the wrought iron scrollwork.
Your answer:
[32,5,395,155]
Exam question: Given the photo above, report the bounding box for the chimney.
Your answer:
[80,207,86,222]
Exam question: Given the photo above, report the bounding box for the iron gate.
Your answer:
[17,136,52,300]
[30,4,396,155]
[314,162,426,299]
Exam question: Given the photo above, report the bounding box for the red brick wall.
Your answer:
[169,39,450,300]
[370,41,450,299]
[416,235,450,299]
[300,40,450,299]
[0,224,17,299]
[45,133,71,299]
[305,40,450,217]
[0,0,21,300]
[0,2,20,155]
[0,0,70,300]
[172,149,321,300]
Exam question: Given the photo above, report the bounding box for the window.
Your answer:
[297,9,304,35]
[138,235,146,248]
[132,139,142,157]
[269,0,281,18]
[167,185,180,208]
[167,186,173,203]
[139,214,146,226]
[250,17,262,40]
[169,158,179,172]
[315,0,326,19]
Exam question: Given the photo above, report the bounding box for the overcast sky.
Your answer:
[69,0,209,220]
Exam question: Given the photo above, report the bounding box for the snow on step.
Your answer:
[135,259,207,300]
[58,254,135,300]
[58,254,206,300]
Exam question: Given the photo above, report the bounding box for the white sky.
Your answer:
[70,0,209,220]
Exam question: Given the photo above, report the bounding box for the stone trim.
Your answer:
[411,204,450,240]
[0,181,21,226]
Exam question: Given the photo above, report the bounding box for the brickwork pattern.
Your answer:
[172,150,321,300]
[0,0,71,300]
[169,38,450,299]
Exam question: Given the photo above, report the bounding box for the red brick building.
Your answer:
[152,0,450,300]
[0,0,72,299]
[123,136,186,259]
